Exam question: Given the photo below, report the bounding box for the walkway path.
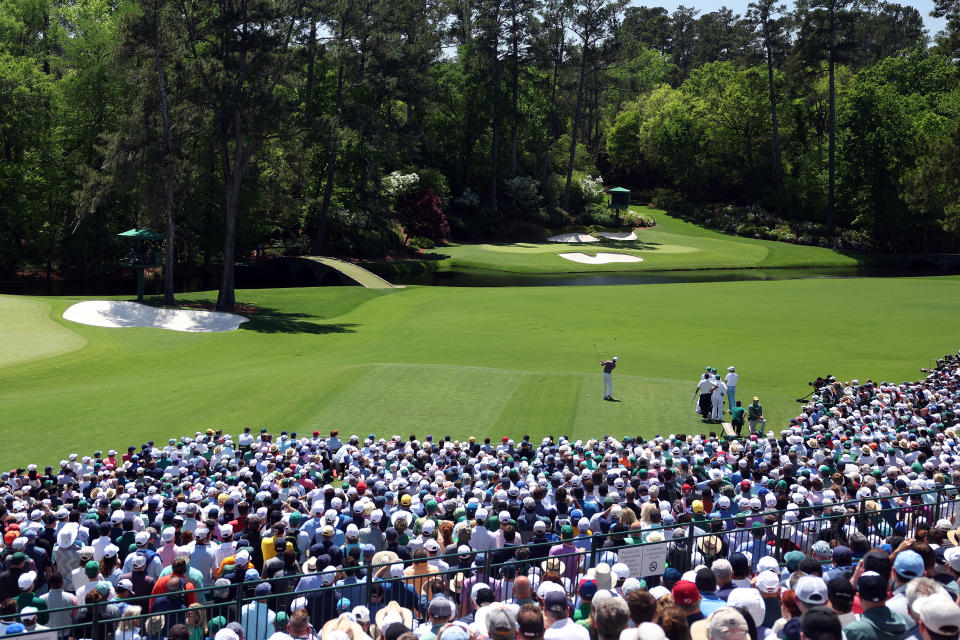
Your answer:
[304,256,401,289]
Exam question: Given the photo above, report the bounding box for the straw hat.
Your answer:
[697,535,722,556]
[948,528,960,546]
[450,571,466,594]
[374,601,413,631]
[301,556,318,574]
[541,557,565,574]
[322,615,374,640]
[371,551,399,568]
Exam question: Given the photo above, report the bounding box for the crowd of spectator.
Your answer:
[2,352,960,640]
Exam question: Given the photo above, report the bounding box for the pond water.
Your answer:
[389,265,959,287]
[3,265,957,296]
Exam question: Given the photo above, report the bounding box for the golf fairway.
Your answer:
[1,276,959,469]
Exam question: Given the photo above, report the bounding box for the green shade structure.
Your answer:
[608,187,631,211]
[117,228,164,239]
[117,229,163,301]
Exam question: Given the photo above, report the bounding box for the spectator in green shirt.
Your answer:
[748,397,766,434]
[731,402,746,437]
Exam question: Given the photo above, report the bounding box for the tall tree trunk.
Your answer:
[311,60,345,255]
[510,6,520,177]
[305,19,317,104]
[563,44,589,211]
[827,2,836,235]
[542,26,563,183]
[490,18,502,216]
[153,5,176,305]
[764,38,783,189]
[217,109,250,312]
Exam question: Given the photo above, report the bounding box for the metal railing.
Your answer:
[11,488,954,640]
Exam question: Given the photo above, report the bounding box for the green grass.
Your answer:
[3,275,960,470]
[434,206,860,273]
[0,296,87,368]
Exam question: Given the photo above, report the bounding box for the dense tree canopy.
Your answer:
[1,0,958,306]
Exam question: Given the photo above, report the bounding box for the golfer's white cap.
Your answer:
[613,356,618,361]
[728,366,735,371]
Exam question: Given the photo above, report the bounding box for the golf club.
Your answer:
[594,343,601,361]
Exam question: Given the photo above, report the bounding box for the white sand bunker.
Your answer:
[596,231,638,241]
[63,301,248,332]
[559,252,644,264]
[548,233,599,243]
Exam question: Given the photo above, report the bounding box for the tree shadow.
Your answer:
[143,297,359,335]
[239,306,359,335]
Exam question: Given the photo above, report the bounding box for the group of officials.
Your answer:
[695,367,766,435]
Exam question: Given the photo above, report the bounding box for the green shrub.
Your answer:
[769,223,796,243]
[621,209,656,228]
[410,236,435,250]
[578,203,618,227]
[557,224,594,234]
[502,220,549,241]
[736,222,764,238]
[650,188,695,218]
[504,176,543,216]
[413,167,451,203]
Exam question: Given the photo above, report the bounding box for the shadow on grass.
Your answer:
[143,297,359,335]
[239,306,359,335]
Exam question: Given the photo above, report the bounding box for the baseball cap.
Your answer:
[487,606,518,640]
[826,577,855,605]
[17,572,36,590]
[915,595,960,635]
[544,591,568,617]
[795,576,828,606]
[831,545,852,565]
[800,606,842,640]
[578,579,598,599]
[637,623,667,640]
[944,547,960,573]
[428,596,454,619]
[856,571,888,603]
[672,580,700,607]
[707,607,749,640]
[894,550,924,579]
[756,571,780,594]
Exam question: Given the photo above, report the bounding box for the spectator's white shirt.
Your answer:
[545,617,591,640]
[92,536,113,561]
[471,526,497,552]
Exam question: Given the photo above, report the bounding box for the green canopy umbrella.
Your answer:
[608,187,631,211]
[117,229,163,301]
[117,228,163,239]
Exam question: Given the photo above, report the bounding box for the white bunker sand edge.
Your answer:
[63,300,248,332]
[548,233,599,243]
[596,230,638,241]
[558,252,644,264]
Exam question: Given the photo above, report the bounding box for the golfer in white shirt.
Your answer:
[725,366,738,413]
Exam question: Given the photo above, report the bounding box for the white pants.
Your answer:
[602,372,613,397]
[711,394,723,420]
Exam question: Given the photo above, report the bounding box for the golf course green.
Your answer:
[3,274,960,470]
[433,207,861,273]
